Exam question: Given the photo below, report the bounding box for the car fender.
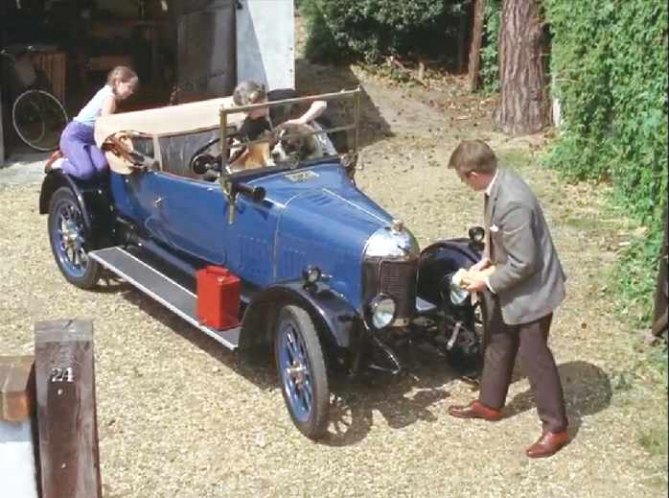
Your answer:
[240,281,359,351]
[417,238,482,306]
[39,172,113,241]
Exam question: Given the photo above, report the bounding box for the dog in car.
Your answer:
[271,122,325,163]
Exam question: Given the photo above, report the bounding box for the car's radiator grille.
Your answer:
[363,257,418,323]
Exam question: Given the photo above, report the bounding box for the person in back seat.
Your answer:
[232,81,327,144]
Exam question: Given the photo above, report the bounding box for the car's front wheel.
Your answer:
[274,304,329,440]
[48,186,101,289]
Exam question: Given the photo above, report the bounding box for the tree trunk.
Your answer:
[468,0,486,91]
[496,0,550,134]
[652,209,668,337]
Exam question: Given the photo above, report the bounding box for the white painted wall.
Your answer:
[0,421,39,498]
[236,0,295,90]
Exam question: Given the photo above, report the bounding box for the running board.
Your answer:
[89,246,240,350]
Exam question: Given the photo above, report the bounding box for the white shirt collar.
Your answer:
[485,168,499,196]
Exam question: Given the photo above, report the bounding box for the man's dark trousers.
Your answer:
[479,295,568,433]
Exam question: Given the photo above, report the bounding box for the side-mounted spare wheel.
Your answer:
[274,304,329,440]
[47,186,102,289]
[418,240,484,376]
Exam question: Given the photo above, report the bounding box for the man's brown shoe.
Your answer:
[526,431,569,458]
[448,400,503,421]
[44,150,63,173]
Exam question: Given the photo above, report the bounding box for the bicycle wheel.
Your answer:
[12,89,68,152]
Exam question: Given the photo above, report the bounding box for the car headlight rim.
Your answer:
[366,294,397,330]
[444,270,471,307]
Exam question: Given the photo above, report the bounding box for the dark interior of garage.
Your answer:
[1,0,237,156]
[2,0,179,108]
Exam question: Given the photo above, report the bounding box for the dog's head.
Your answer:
[271,122,323,163]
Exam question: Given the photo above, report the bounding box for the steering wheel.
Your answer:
[188,136,222,172]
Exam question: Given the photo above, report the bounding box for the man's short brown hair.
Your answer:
[448,140,498,175]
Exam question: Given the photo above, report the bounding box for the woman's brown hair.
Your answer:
[233,80,267,107]
[107,65,139,92]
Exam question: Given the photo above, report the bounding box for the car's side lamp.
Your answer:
[468,225,485,251]
[303,265,321,282]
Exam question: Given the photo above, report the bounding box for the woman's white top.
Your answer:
[74,85,114,127]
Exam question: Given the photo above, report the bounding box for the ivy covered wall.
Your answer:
[544,0,667,322]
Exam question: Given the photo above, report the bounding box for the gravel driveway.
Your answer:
[0,65,666,497]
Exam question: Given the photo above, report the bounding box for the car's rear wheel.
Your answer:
[48,186,101,289]
[274,304,329,440]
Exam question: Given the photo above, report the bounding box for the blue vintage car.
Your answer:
[39,91,485,439]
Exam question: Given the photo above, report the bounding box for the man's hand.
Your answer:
[470,257,491,272]
[462,270,488,292]
[461,265,496,293]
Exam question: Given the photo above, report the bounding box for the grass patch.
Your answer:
[639,424,668,458]
[563,215,604,231]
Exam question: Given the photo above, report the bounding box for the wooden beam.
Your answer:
[0,355,34,422]
[35,320,101,498]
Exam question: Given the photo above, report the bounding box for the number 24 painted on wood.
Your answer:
[50,367,74,383]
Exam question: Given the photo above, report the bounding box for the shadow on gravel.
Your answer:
[321,351,465,447]
[116,290,613,446]
[504,360,612,439]
[117,288,462,445]
[120,290,279,389]
[295,59,392,148]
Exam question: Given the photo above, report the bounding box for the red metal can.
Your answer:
[196,266,241,330]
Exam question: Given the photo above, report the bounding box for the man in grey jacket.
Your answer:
[446,140,569,458]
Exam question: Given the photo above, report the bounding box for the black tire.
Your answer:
[48,187,101,289]
[12,89,68,151]
[274,304,329,439]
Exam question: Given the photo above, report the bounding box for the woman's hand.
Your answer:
[281,117,309,127]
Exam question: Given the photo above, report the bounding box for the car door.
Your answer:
[155,171,281,287]
[108,135,169,243]
[152,173,230,265]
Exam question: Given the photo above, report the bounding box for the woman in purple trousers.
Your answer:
[45,66,138,180]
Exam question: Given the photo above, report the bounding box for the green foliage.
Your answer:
[544,0,668,225]
[543,0,668,334]
[615,228,664,325]
[300,0,469,64]
[480,0,501,93]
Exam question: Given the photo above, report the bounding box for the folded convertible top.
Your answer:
[94,96,242,147]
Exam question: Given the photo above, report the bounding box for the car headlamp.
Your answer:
[468,225,485,244]
[366,295,397,330]
[447,269,470,306]
[302,265,322,284]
